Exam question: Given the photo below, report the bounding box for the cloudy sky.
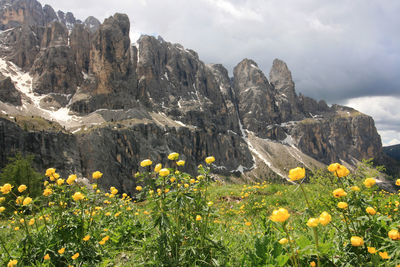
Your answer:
[42,0,400,146]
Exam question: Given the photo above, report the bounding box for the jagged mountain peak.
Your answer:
[0,0,387,189]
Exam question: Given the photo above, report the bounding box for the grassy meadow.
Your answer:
[0,155,399,266]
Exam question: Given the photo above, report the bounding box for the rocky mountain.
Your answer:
[383,144,400,161]
[0,0,388,193]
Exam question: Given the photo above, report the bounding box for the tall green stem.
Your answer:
[283,224,299,267]
[312,228,321,267]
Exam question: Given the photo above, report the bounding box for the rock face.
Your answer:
[0,117,81,177]
[233,59,279,137]
[0,74,20,105]
[0,1,387,190]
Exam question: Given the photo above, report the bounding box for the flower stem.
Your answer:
[299,183,313,215]
[0,234,11,258]
[283,223,299,267]
[312,228,321,267]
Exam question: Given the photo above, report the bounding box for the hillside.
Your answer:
[383,144,400,161]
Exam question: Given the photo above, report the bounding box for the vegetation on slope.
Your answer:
[0,154,399,266]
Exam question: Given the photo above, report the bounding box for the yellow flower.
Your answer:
[67,174,77,185]
[92,171,103,179]
[351,186,360,191]
[43,188,53,197]
[190,178,196,184]
[327,163,341,172]
[288,167,305,181]
[110,187,118,195]
[205,156,215,164]
[270,208,290,223]
[168,152,179,161]
[99,240,106,245]
[136,186,142,191]
[306,217,319,227]
[52,173,60,181]
[207,201,214,207]
[159,168,170,177]
[337,202,348,209]
[365,207,376,215]
[335,165,350,178]
[83,235,91,241]
[310,261,316,267]
[350,236,364,246]
[165,188,170,193]
[363,178,376,188]
[367,247,377,254]
[44,254,50,260]
[0,183,13,194]
[140,159,152,167]
[57,179,65,186]
[0,197,4,203]
[18,184,27,193]
[378,251,390,259]
[58,247,65,254]
[319,211,331,226]
[154,163,162,173]
[45,168,56,177]
[20,218,24,224]
[28,218,35,226]
[0,206,5,213]
[396,179,400,186]
[196,215,202,221]
[332,188,347,198]
[23,197,32,206]
[245,221,252,226]
[7,259,18,267]
[176,160,185,166]
[71,252,80,260]
[278,238,288,244]
[72,192,85,201]
[184,183,189,188]
[388,229,399,240]
[16,196,24,205]
[14,226,19,231]
[170,177,176,183]
[92,184,97,189]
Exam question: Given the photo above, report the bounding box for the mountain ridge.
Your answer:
[0,0,392,193]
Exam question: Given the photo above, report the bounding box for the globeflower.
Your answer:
[168,152,179,161]
[379,251,390,259]
[365,207,376,215]
[270,208,290,223]
[176,160,185,166]
[367,247,377,254]
[71,252,80,260]
[154,163,162,173]
[18,184,27,193]
[56,179,65,186]
[83,235,91,241]
[0,206,5,213]
[58,248,65,254]
[319,211,331,226]
[278,238,288,244]
[43,188,52,197]
[396,179,400,186]
[92,171,103,179]
[205,156,215,164]
[328,163,341,172]
[140,159,152,167]
[159,168,170,177]
[0,183,13,194]
[72,192,85,201]
[22,197,32,206]
[196,215,202,221]
[350,236,364,247]
[332,188,347,198]
[7,259,18,267]
[363,178,376,188]
[136,186,142,191]
[351,186,360,191]
[45,168,56,177]
[335,165,350,177]
[44,254,50,260]
[288,167,305,181]
[388,229,399,240]
[110,187,118,195]
[306,217,319,227]
[67,174,77,185]
[337,202,348,209]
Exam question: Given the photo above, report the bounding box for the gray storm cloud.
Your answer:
[42,0,400,145]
